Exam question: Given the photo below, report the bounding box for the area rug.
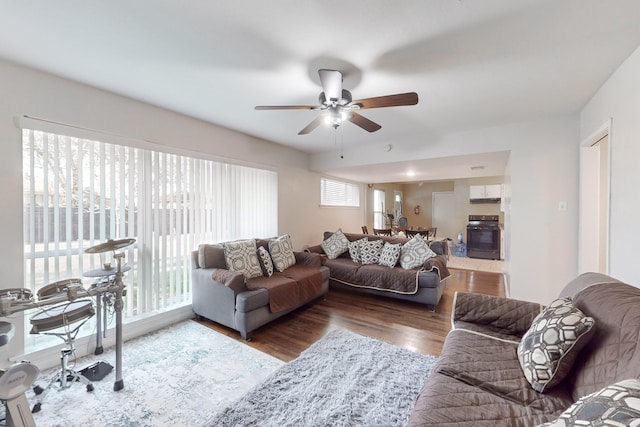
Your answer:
[207,329,439,427]
[27,320,284,427]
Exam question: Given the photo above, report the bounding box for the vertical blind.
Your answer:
[23,129,277,325]
[320,177,360,207]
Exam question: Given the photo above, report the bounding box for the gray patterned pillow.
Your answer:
[378,242,401,268]
[399,235,437,269]
[518,297,595,393]
[257,246,274,277]
[223,239,263,279]
[360,239,385,265]
[268,234,296,272]
[321,229,350,259]
[348,237,368,263]
[537,379,640,427]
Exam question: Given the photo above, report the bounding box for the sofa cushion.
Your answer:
[257,246,274,277]
[198,243,226,269]
[348,237,367,263]
[408,329,572,426]
[538,379,640,427]
[399,235,437,269]
[378,242,401,268]
[269,235,296,272]
[321,229,350,259]
[223,239,263,279]
[518,297,595,393]
[360,239,385,265]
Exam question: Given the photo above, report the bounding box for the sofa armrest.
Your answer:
[452,292,543,337]
[304,245,325,255]
[294,251,323,267]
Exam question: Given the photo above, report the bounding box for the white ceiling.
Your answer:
[2,1,640,183]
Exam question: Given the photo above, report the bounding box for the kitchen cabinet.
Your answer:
[469,184,502,201]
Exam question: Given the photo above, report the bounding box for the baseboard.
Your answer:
[12,304,195,371]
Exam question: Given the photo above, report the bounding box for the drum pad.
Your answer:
[80,361,113,381]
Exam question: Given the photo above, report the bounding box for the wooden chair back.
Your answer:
[373,228,392,236]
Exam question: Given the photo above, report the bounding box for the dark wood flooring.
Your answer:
[194,268,505,362]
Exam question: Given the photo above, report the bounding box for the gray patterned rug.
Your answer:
[207,329,439,427]
[26,320,284,427]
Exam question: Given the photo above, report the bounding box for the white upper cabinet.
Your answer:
[469,184,502,202]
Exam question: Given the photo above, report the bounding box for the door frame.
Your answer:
[578,118,612,274]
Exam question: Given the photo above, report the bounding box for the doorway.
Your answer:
[432,192,455,240]
[579,121,611,273]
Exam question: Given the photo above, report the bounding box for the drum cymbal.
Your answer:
[83,265,131,277]
[85,238,136,254]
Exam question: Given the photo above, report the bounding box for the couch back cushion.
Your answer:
[567,282,640,401]
[198,244,227,269]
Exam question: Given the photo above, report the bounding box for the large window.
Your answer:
[320,177,360,207]
[23,129,277,347]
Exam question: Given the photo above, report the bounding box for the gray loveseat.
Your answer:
[191,238,329,339]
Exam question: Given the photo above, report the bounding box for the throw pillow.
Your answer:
[223,239,263,279]
[518,297,595,393]
[537,379,640,427]
[321,228,350,259]
[257,246,274,277]
[360,239,385,265]
[378,242,402,268]
[268,234,296,272]
[399,235,437,269]
[348,237,368,263]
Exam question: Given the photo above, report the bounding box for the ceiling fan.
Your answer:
[255,69,419,135]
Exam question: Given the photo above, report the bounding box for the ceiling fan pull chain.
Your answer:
[340,126,344,159]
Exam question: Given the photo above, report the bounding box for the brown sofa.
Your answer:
[408,272,640,426]
[306,231,450,310]
[191,238,329,339]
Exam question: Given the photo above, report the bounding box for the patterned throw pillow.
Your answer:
[223,239,263,279]
[518,297,595,393]
[399,235,437,269]
[256,246,274,277]
[537,379,640,427]
[348,237,368,263]
[321,229,350,259]
[360,239,385,265]
[378,242,401,268]
[268,235,296,272]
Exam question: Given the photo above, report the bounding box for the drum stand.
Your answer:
[32,313,95,413]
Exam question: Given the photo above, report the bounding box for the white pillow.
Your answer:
[223,239,263,279]
[268,235,296,272]
[321,229,350,259]
[348,237,368,263]
[378,242,401,268]
[360,239,385,265]
[399,235,437,269]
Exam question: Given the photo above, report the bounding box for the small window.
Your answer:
[320,178,360,207]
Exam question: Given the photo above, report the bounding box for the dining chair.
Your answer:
[361,226,369,234]
[405,229,422,238]
[426,227,437,239]
[373,228,392,236]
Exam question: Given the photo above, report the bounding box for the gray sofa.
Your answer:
[408,272,640,426]
[191,239,329,339]
[306,232,450,310]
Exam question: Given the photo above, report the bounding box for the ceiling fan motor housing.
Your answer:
[319,89,352,106]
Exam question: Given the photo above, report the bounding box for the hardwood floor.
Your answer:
[194,268,506,362]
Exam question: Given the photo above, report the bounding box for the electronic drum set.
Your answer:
[0,238,135,427]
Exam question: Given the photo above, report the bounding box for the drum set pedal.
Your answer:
[80,361,113,382]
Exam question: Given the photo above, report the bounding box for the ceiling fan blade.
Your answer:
[351,92,418,109]
[318,69,342,102]
[255,105,319,110]
[348,112,382,133]
[298,116,324,135]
